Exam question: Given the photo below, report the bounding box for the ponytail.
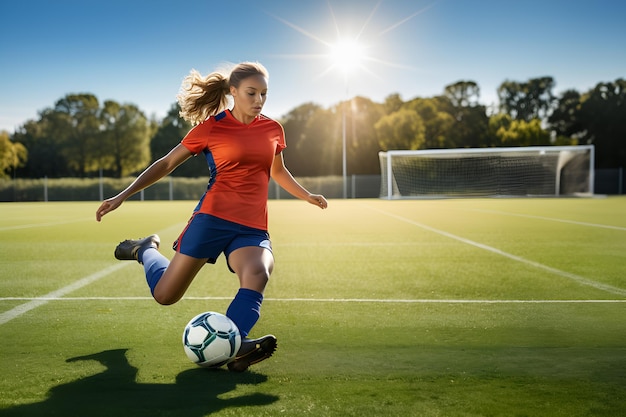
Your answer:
[177,62,269,125]
[177,69,230,125]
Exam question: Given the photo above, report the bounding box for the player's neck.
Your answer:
[230,108,255,125]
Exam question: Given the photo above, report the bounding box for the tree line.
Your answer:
[1,76,624,180]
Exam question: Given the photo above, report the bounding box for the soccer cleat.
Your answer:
[114,234,160,262]
[227,335,277,372]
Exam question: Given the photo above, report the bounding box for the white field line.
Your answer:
[468,209,626,232]
[1,296,625,304]
[0,223,185,326]
[365,205,626,297]
[0,263,130,325]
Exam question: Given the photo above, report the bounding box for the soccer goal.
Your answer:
[379,145,594,199]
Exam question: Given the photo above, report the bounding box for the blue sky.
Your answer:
[1,0,624,133]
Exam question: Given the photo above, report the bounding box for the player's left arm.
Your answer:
[271,153,328,209]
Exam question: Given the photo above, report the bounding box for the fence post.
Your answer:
[99,167,103,201]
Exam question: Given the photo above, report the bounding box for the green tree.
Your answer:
[548,89,583,139]
[281,102,330,176]
[375,108,425,150]
[283,97,386,176]
[490,114,551,147]
[0,131,27,179]
[12,112,70,178]
[442,81,490,147]
[344,96,385,175]
[100,100,152,177]
[577,79,626,168]
[453,105,490,147]
[150,104,204,177]
[383,93,403,113]
[151,104,188,160]
[300,103,343,176]
[53,94,101,177]
[445,81,480,108]
[497,76,556,122]
[405,97,454,148]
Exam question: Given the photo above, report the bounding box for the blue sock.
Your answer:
[226,288,264,338]
[139,247,169,296]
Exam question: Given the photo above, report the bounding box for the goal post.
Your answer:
[379,145,595,199]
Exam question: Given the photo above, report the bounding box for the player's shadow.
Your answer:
[0,349,278,417]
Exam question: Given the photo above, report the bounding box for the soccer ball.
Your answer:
[182,311,241,368]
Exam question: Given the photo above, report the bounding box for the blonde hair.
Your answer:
[177,62,269,125]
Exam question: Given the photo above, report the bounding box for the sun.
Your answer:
[328,39,366,74]
[267,1,433,82]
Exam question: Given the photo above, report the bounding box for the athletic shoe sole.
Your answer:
[114,234,160,261]
[227,335,277,372]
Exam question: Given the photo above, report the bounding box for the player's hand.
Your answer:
[307,194,328,209]
[96,197,123,222]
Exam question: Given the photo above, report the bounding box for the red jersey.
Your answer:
[181,110,286,231]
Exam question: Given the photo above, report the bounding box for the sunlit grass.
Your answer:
[1,198,625,416]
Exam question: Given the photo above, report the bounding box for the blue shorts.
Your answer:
[173,213,272,271]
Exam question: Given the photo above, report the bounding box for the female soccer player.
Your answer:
[95,62,328,372]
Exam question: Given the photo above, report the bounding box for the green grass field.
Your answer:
[1,198,625,416]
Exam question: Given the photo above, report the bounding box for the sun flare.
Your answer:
[328,39,366,74]
[267,1,430,83]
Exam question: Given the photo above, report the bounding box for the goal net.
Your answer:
[379,145,594,199]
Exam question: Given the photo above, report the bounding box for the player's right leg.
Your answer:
[150,252,208,305]
[114,235,208,305]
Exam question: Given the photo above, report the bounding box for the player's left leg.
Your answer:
[226,246,274,335]
[226,246,277,372]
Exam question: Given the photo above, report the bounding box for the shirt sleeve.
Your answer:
[276,122,287,155]
[181,120,212,156]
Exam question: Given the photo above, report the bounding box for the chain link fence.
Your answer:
[0,175,383,202]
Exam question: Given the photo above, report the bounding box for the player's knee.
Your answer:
[152,288,182,306]
[241,266,270,291]
[252,266,270,286]
[260,269,271,286]
[154,297,177,306]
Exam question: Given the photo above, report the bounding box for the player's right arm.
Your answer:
[96,144,193,221]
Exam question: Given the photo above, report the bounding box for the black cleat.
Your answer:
[227,335,277,372]
[114,234,160,262]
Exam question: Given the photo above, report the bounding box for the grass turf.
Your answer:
[0,197,625,416]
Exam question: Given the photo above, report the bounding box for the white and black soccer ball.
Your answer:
[182,311,241,368]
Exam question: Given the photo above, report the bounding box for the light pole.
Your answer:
[342,97,347,199]
[330,39,364,199]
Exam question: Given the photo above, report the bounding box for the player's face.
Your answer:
[231,74,268,122]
